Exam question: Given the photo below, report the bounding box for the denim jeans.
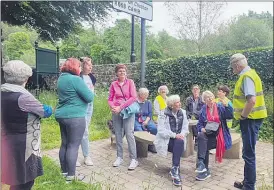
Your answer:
[112,113,137,159]
[80,103,93,157]
[134,118,157,135]
[168,138,184,167]
[240,118,263,190]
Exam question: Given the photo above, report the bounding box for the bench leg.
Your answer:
[136,141,148,158]
[183,133,194,158]
[224,141,241,159]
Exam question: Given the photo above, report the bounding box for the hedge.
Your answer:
[144,47,273,98]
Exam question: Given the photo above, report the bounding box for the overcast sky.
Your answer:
[104,2,273,37]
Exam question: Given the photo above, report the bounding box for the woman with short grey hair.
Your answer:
[154,95,189,186]
[1,60,53,190]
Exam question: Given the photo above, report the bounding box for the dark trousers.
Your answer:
[10,180,34,190]
[57,117,86,176]
[240,119,263,190]
[197,132,210,169]
[168,138,184,167]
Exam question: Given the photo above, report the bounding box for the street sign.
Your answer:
[113,1,153,21]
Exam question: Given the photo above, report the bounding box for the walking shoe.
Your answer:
[76,160,81,167]
[172,178,182,186]
[113,157,123,167]
[128,159,139,170]
[234,180,244,189]
[196,170,211,181]
[195,160,207,173]
[66,173,85,182]
[169,166,179,179]
[148,145,157,153]
[84,156,94,166]
[61,172,68,177]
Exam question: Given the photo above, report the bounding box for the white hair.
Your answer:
[138,87,149,97]
[166,95,180,108]
[230,53,248,67]
[3,60,32,85]
[201,90,215,102]
[158,85,169,94]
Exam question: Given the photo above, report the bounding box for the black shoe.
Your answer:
[196,170,211,181]
[195,160,207,173]
[148,145,157,153]
[234,180,244,189]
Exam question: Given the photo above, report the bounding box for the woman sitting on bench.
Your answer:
[154,95,189,187]
[134,88,157,152]
[195,90,233,181]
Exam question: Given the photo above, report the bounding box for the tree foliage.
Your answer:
[1,1,111,41]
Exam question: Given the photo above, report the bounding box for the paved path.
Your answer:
[45,138,273,190]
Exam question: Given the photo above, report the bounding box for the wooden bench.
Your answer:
[183,119,198,158]
[134,131,156,158]
[224,132,241,159]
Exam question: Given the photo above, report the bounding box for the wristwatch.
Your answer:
[240,115,247,120]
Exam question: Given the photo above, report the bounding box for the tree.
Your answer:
[165,1,226,54]
[1,1,111,41]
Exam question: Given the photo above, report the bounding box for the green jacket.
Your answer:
[55,72,94,118]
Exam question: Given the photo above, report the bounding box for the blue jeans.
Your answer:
[80,103,93,157]
[240,118,263,190]
[134,118,157,135]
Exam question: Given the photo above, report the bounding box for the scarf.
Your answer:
[206,103,225,163]
[1,83,33,96]
[155,95,167,110]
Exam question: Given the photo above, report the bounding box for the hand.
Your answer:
[175,134,184,140]
[219,98,228,107]
[201,128,206,133]
[142,121,148,126]
[112,106,121,114]
[240,115,247,120]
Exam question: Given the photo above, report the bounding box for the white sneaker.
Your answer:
[113,157,123,167]
[66,173,85,182]
[128,159,139,170]
[84,156,93,166]
[76,160,81,167]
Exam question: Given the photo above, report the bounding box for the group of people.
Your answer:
[1,53,267,190]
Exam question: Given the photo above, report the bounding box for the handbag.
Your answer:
[205,121,219,135]
[119,86,140,114]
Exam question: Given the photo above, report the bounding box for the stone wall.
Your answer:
[92,62,141,88]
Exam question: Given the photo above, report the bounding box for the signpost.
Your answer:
[112,1,153,87]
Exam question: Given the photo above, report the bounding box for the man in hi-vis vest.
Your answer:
[230,53,267,190]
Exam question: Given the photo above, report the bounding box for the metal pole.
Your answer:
[130,15,136,63]
[35,41,39,97]
[140,18,146,87]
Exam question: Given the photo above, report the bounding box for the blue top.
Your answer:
[135,100,153,119]
[239,66,256,97]
[196,102,233,150]
[55,72,94,119]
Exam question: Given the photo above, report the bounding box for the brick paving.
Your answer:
[44,138,273,190]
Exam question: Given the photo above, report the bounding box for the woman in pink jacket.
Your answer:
[108,64,138,170]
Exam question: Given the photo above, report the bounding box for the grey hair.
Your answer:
[158,85,169,94]
[138,87,149,97]
[166,95,180,108]
[230,53,248,67]
[201,90,215,102]
[3,60,32,85]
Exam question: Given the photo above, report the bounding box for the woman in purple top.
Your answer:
[134,88,157,135]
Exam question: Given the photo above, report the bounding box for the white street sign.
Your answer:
[113,1,153,21]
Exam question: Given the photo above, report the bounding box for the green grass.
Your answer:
[2,157,102,190]
[38,89,111,150]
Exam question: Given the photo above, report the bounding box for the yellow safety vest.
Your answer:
[215,97,233,128]
[153,95,167,121]
[233,69,267,120]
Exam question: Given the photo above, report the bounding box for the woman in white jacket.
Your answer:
[154,95,189,187]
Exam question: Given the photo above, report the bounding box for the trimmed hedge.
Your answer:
[145,47,273,98]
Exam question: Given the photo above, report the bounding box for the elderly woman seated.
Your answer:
[154,95,189,187]
[134,88,157,152]
[153,85,169,122]
[195,90,233,181]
